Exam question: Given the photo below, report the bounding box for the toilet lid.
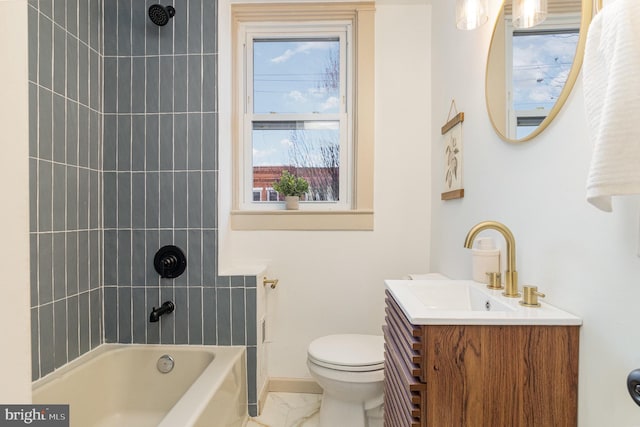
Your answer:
[308,334,384,371]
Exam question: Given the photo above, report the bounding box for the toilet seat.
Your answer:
[308,334,384,372]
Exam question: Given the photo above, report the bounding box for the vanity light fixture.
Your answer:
[456,0,489,30]
[512,0,548,29]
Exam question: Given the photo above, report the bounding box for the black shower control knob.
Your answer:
[627,369,640,406]
[154,245,187,279]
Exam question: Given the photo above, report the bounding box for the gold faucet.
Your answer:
[464,221,521,298]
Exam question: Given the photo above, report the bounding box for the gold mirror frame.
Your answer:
[485,0,598,143]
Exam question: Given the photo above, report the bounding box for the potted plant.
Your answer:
[272,170,309,210]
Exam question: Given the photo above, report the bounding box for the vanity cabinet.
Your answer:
[383,291,580,427]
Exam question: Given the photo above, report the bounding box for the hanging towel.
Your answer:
[583,0,640,212]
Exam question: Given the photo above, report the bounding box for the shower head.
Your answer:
[148,4,175,26]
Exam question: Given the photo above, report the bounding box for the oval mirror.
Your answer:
[486,0,594,143]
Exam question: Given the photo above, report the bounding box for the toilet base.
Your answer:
[318,393,364,427]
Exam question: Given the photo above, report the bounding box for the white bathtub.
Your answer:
[33,344,248,427]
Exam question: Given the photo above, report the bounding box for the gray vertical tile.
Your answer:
[78,44,89,106]
[52,163,66,231]
[145,230,160,287]
[103,230,117,285]
[146,56,160,113]
[66,232,78,295]
[53,0,66,26]
[117,115,132,171]
[145,114,160,171]
[66,100,78,165]
[203,287,216,344]
[231,288,246,345]
[202,230,216,286]
[90,288,101,349]
[67,0,78,36]
[78,168,89,229]
[118,230,132,286]
[131,115,145,171]
[103,58,118,114]
[38,233,53,305]
[53,25,66,95]
[29,84,37,158]
[131,0,147,56]
[38,15,53,90]
[29,159,38,233]
[54,300,68,369]
[145,172,160,228]
[30,234,38,307]
[89,0,100,51]
[132,230,146,286]
[52,94,66,162]
[173,114,188,169]
[189,287,203,344]
[187,114,202,170]
[78,231,89,292]
[28,7,38,83]
[159,56,174,113]
[103,172,117,228]
[78,0,89,43]
[67,35,78,102]
[173,172,187,228]
[146,287,160,343]
[248,405,258,418]
[132,173,146,228]
[38,88,53,161]
[131,58,146,114]
[172,230,188,287]
[103,5,118,54]
[159,172,174,228]
[160,287,175,343]
[90,51,100,112]
[31,308,40,381]
[144,0,160,55]
[89,170,99,229]
[158,11,174,55]
[203,0,217,54]
[246,276,257,288]
[187,55,202,111]
[247,346,257,404]
[216,275,230,288]
[132,287,147,343]
[53,233,66,300]
[216,288,231,345]
[103,114,117,170]
[188,171,202,227]
[39,303,55,376]
[187,0,202,54]
[103,287,117,343]
[117,0,132,56]
[117,58,132,114]
[67,295,79,361]
[202,172,216,229]
[89,111,100,170]
[230,276,244,288]
[174,287,188,344]
[118,172,131,229]
[172,0,188,54]
[203,55,216,112]
[118,287,132,343]
[90,230,100,290]
[246,287,257,344]
[174,56,188,113]
[188,230,202,286]
[78,107,89,167]
[40,0,53,19]
[79,291,90,352]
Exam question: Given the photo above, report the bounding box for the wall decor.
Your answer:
[441,100,465,200]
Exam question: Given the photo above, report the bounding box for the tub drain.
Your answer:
[157,354,175,373]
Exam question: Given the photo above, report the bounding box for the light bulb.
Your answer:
[456,0,489,30]
[513,0,548,29]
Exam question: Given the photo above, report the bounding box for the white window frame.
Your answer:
[230,3,375,231]
[240,23,353,212]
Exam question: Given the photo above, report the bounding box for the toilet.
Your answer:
[307,334,385,427]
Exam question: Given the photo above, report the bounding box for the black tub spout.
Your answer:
[150,301,175,322]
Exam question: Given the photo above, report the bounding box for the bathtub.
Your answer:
[33,344,247,427]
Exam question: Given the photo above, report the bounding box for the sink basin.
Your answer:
[385,279,582,325]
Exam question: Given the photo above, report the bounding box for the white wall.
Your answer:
[430,1,640,425]
[0,0,32,403]
[218,0,432,378]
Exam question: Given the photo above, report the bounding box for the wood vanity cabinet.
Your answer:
[383,291,580,427]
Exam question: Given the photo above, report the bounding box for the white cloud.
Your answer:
[320,96,339,111]
[287,90,306,103]
[270,41,332,64]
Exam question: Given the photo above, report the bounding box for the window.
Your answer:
[231,3,375,230]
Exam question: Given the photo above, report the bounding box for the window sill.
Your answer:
[230,210,374,231]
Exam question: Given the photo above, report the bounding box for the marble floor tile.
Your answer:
[247,392,321,427]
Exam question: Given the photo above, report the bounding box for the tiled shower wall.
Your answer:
[101,0,259,415]
[28,0,103,380]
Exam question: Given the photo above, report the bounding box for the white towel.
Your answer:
[583,0,640,212]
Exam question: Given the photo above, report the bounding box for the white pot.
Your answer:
[285,196,300,210]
